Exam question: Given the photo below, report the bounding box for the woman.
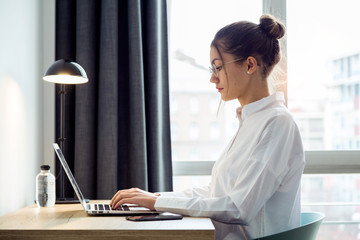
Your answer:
[111,14,305,240]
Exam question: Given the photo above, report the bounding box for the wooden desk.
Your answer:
[0,200,215,240]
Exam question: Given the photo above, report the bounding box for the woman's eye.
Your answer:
[215,66,222,71]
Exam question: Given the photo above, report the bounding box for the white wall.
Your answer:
[41,0,56,172]
[0,0,55,216]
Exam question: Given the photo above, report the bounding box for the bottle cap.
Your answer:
[40,165,51,170]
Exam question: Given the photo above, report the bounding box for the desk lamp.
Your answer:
[43,59,88,203]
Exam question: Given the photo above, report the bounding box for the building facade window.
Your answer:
[210,122,220,140]
[189,97,199,114]
[189,122,199,140]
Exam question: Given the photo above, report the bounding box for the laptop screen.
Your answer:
[53,143,88,210]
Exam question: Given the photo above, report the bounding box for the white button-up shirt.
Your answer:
[155,92,305,240]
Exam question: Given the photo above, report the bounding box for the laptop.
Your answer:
[53,143,159,216]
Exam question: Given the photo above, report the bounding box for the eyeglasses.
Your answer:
[209,58,243,78]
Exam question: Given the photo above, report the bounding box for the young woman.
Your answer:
[111,14,305,240]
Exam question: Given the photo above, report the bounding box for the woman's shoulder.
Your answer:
[264,104,299,129]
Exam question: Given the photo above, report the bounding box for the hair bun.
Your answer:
[259,14,285,39]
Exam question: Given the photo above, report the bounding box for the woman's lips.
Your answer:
[217,88,224,92]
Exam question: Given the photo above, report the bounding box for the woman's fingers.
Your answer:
[111,190,133,207]
[110,188,158,210]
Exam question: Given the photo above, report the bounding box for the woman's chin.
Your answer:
[221,95,233,102]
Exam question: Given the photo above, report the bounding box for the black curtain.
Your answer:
[55,0,172,200]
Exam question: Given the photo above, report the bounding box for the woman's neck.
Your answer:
[238,80,270,106]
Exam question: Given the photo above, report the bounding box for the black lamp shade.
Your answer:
[43,59,88,84]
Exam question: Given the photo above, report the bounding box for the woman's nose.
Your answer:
[210,73,219,83]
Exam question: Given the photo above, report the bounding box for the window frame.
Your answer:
[173,151,360,176]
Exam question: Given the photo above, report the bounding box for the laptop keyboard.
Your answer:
[93,203,129,211]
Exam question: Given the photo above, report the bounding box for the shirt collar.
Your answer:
[236,92,285,120]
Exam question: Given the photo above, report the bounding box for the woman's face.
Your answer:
[209,46,250,103]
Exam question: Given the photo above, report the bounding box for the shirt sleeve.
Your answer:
[158,183,212,198]
[155,114,304,225]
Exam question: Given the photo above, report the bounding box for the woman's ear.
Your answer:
[246,56,258,74]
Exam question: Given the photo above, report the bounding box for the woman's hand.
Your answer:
[110,188,159,210]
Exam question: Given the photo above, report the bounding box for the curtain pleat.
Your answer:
[143,0,172,192]
[55,0,77,199]
[74,0,99,199]
[96,0,119,198]
[123,0,148,190]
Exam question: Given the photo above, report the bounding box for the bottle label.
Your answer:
[36,175,55,207]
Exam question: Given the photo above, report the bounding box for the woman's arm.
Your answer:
[110,184,212,210]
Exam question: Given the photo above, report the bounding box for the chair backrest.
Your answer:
[255,212,324,240]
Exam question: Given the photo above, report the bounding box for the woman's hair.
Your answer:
[211,14,285,78]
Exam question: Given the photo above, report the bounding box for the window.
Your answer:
[189,122,199,140]
[287,0,360,151]
[189,97,199,114]
[210,122,220,140]
[170,96,178,114]
[168,0,360,239]
[170,123,178,140]
[189,149,199,161]
[209,97,219,114]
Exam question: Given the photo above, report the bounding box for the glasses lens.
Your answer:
[211,64,218,77]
